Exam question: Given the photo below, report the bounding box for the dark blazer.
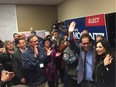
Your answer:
[94,53,115,87]
[12,49,25,83]
[0,53,16,86]
[0,81,5,87]
[0,53,13,72]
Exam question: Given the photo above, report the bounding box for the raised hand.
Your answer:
[55,52,61,57]
[68,21,76,32]
[104,54,113,66]
[46,47,53,56]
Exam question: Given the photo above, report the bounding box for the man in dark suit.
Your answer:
[12,38,27,85]
[76,34,96,87]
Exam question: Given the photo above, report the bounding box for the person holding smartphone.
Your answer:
[0,70,15,87]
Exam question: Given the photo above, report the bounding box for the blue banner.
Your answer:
[65,14,108,40]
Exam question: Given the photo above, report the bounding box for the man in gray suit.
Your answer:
[68,21,96,87]
[76,34,96,87]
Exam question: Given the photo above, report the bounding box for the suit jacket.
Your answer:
[0,81,5,87]
[69,38,96,84]
[94,53,115,87]
[12,49,25,82]
[76,47,96,84]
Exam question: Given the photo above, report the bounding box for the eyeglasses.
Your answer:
[81,42,90,45]
[31,40,38,43]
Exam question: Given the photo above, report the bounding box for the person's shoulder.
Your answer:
[110,49,115,61]
[13,50,20,57]
[38,46,44,51]
[0,81,5,87]
[38,36,43,41]
[22,47,31,54]
[64,47,70,53]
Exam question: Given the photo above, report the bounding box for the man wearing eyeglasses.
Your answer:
[68,22,96,87]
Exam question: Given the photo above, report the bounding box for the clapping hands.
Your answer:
[1,70,15,82]
[55,52,61,57]
[46,47,53,56]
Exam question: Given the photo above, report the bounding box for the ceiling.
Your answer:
[0,0,64,5]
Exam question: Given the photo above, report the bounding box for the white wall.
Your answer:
[58,0,116,21]
[0,5,18,41]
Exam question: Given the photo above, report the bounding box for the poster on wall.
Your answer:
[65,14,107,40]
[19,30,47,38]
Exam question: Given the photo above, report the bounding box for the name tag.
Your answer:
[40,63,44,68]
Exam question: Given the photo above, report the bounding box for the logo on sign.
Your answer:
[86,14,105,26]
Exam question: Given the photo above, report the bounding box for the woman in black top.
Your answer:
[94,39,115,87]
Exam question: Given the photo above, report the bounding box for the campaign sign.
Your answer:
[65,14,107,40]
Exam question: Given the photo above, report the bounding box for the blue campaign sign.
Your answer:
[65,14,108,40]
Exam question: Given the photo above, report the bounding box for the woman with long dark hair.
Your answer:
[94,39,115,87]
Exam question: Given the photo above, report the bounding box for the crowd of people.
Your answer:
[0,21,115,87]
